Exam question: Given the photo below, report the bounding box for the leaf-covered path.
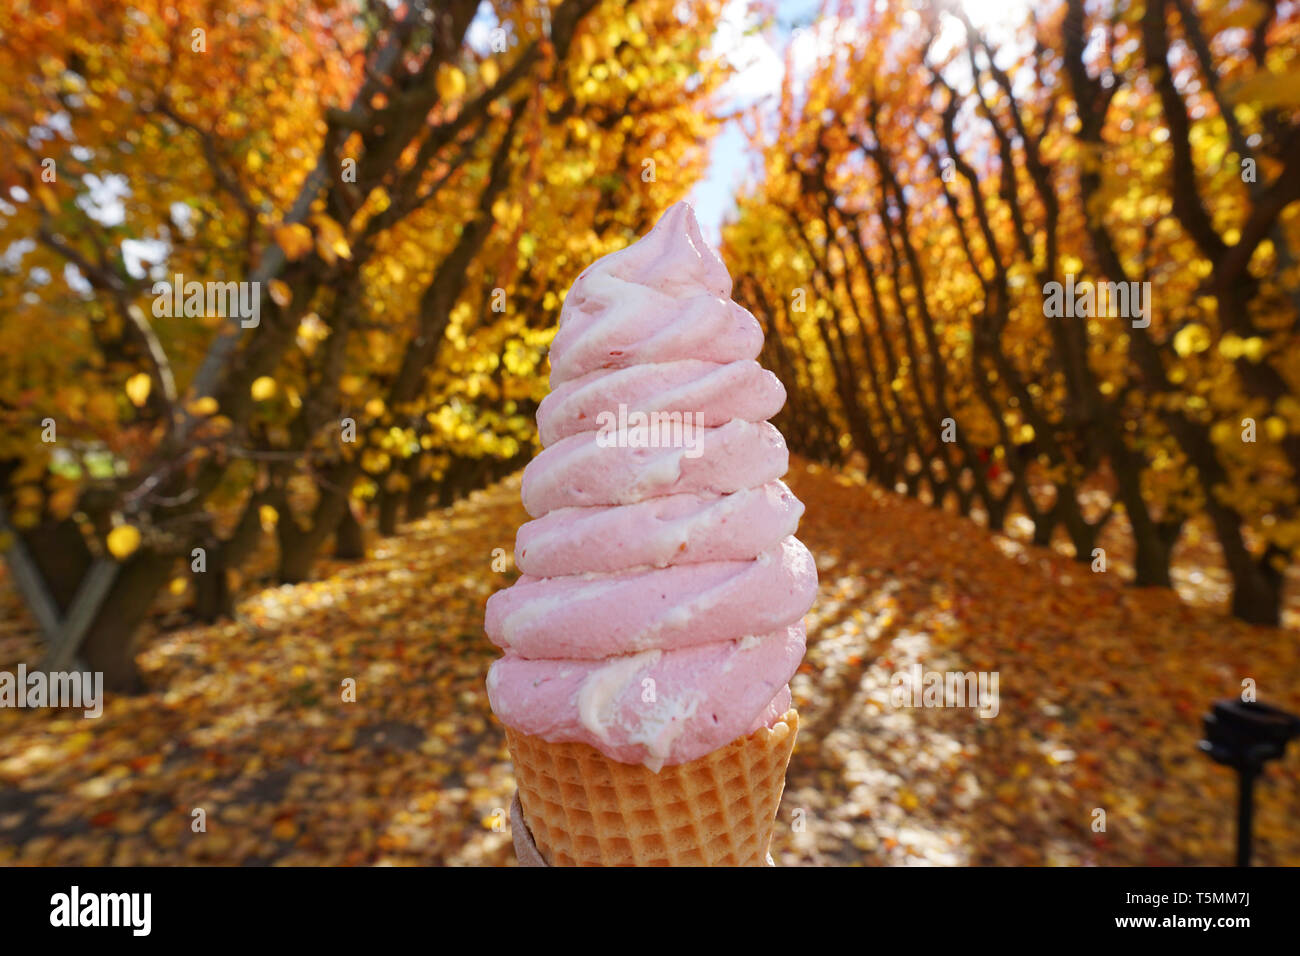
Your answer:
[2,461,1298,865]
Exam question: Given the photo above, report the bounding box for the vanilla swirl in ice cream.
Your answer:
[485,202,817,771]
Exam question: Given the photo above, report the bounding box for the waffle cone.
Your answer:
[505,709,797,866]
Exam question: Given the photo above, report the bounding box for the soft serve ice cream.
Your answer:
[485,202,816,772]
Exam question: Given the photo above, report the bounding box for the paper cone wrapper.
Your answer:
[505,709,797,866]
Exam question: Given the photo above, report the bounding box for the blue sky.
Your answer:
[688,0,824,243]
[685,0,1032,242]
[463,0,1030,242]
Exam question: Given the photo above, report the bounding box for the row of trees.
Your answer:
[0,0,728,688]
[724,0,1300,623]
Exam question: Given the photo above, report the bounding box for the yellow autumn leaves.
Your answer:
[271,216,350,265]
[273,223,313,261]
[0,0,733,565]
[106,524,141,560]
[187,396,219,416]
[124,372,296,409]
[1170,324,1267,361]
[435,63,466,102]
[124,373,152,408]
[250,377,277,401]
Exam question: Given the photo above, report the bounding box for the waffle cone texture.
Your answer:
[505,708,798,866]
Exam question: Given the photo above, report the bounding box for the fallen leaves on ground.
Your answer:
[780,461,1300,866]
[0,460,1297,865]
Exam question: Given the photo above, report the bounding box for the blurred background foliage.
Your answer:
[0,0,728,688]
[1,0,1300,869]
[725,0,1300,627]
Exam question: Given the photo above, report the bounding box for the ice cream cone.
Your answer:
[505,709,798,866]
[487,204,816,865]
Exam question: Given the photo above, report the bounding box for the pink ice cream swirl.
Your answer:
[485,202,817,771]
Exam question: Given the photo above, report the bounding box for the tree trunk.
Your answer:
[406,477,436,521]
[1032,501,1058,548]
[1230,553,1285,625]
[377,486,401,536]
[276,465,358,583]
[19,518,93,612]
[1111,447,1177,587]
[334,501,365,560]
[15,519,165,692]
[437,456,471,507]
[1128,520,1180,589]
[436,472,458,508]
[192,536,233,622]
[191,491,269,622]
[78,550,173,692]
[277,527,317,585]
